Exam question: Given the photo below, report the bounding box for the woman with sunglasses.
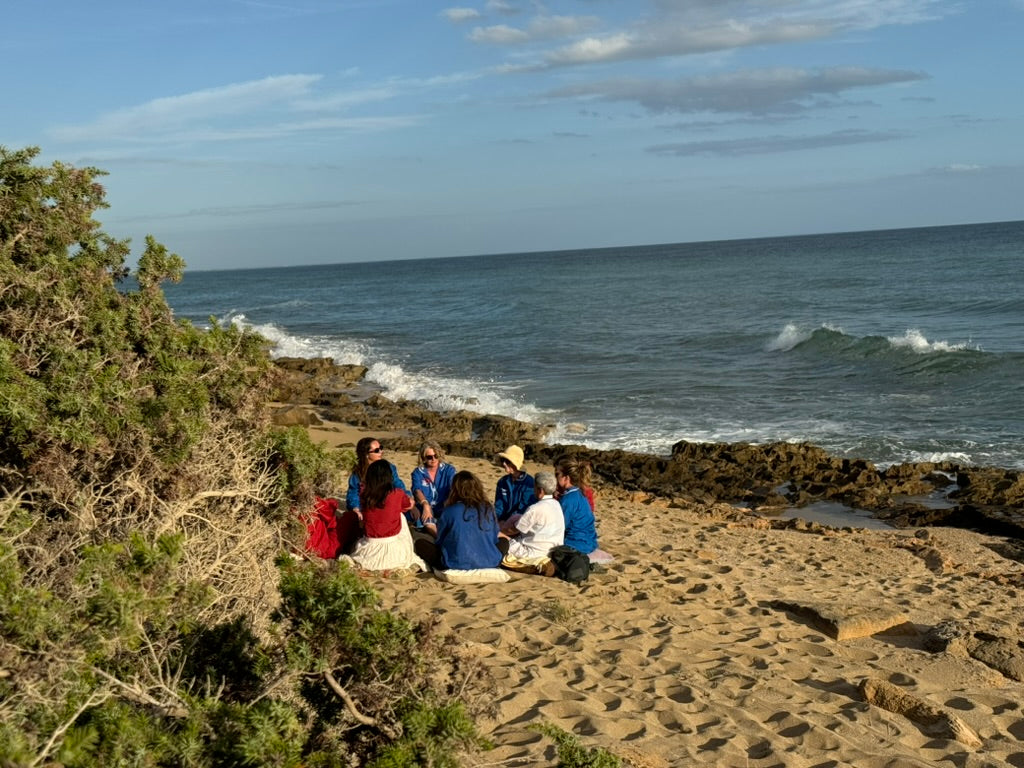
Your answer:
[410,440,456,528]
[339,437,408,552]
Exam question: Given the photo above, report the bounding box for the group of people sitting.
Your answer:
[325,437,600,574]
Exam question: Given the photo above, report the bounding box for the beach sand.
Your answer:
[308,420,1024,767]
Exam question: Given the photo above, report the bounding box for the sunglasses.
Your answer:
[423,454,437,460]
[368,446,383,454]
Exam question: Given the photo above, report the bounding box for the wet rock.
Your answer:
[272,358,368,403]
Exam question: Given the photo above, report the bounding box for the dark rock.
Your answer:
[923,620,971,655]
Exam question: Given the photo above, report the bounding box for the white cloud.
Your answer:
[494,0,959,71]
[469,14,600,46]
[486,0,519,15]
[442,7,481,23]
[529,22,829,69]
[470,24,530,44]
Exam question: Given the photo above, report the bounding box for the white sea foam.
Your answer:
[229,315,555,425]
[886,328,973,353]
[227,314,371,364]
[765,322,845,352]
[904,451,974,465]
[365,361,554,424]
[765,323,813,352]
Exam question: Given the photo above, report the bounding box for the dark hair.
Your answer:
[446,470,494,528]
[355,436,379,479]
[360,459,394,511]
[554,454,593,488]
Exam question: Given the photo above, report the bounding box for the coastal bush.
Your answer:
[0,147,489,767]
[530,723,622,768]
[266,425,351,515]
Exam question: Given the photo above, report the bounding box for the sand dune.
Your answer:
[312,425,1024,767]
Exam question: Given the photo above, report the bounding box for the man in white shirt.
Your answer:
[500,471,564,559]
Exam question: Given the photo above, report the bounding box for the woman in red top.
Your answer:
[342,460,426,571]
[360,459,413,538]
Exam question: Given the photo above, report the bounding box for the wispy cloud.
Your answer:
[471,14,600,45]
[49,74,427,145]
[937,163,984,173]
[546,67,928,116]
[51,75,322,142]
[647,129,904,157]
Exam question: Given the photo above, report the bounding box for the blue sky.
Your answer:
[4,0,1023,269]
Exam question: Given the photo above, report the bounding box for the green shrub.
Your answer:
[265,426,348,516]
[531,723,622,768]
[0,146,491,768]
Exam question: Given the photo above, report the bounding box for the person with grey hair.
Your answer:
[499,470,564,559]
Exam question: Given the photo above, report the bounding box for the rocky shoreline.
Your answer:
[271,357,1024,544]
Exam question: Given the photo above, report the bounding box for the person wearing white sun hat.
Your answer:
[493,444,536,523]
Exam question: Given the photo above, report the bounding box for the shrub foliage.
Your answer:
[0,147,488,767]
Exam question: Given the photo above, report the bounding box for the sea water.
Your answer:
[163,220,1024,470]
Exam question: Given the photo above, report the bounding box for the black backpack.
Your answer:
[547,545,591,583]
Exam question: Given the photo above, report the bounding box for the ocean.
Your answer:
[163,220,1024,471]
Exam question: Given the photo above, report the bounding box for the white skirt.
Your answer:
[341,516,428,572]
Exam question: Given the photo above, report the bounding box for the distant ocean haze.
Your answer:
[164,220,1024,470]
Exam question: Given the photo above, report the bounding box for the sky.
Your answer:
[3,0,1023,270]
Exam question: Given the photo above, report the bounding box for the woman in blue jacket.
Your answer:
[410,440,456,528]
[428,471,503,571]
[554,454,598,555]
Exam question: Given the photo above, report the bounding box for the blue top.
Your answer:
[435,503,502,570]
[494,471,537,521]
[411,462,456,515]
[559,486,598,554]
[346,462,406,511]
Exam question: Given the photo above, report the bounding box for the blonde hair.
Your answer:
[418,440,446,464]
[553,454,593,488]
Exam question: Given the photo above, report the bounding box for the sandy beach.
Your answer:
[306,418,1024,768]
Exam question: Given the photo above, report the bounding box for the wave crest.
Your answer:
[886,328,975,353]
[767,323,979,356]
